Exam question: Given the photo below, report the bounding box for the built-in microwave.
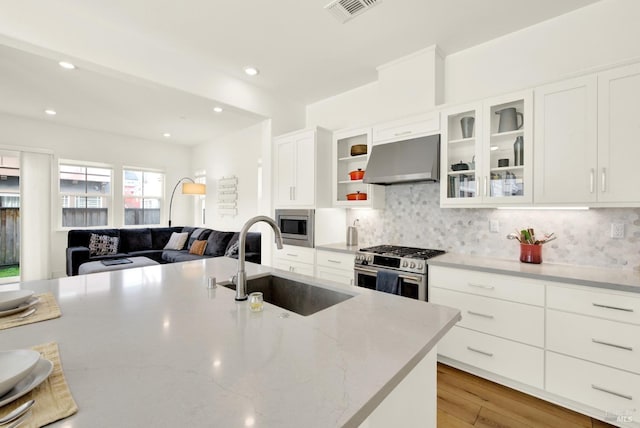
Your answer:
[274,209,314,248]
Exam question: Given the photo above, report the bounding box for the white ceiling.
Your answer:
[0,0,602,145]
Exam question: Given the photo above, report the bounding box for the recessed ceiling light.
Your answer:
[213,107,223,113]
[44,109,57,116]
[243,66,259,76]
[163,133,171,138]
[490,146,498,151]
[59,61,76,70]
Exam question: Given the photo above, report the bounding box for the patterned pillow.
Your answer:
[189,240,208,256]
[89,234,119,256]
[164,232,189,250]
[224,240,240,257]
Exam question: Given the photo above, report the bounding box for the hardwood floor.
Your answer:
[437,363,616,428]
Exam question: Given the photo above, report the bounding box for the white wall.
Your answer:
[191,120,275,264]
[445,0,640,104]
[0,111,192,278]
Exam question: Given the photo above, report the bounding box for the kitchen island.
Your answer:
[1,257,460,427]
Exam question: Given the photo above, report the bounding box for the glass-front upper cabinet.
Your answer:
[440,90,533,207]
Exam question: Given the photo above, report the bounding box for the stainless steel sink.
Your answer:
[223,274,353,316]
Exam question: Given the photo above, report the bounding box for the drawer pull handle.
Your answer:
[591,339,633,351]
[591,384,633,401]
[327,259,341,264]
[286,254,298,257]
[467,310,495,319]
[468,283,495,290]
[592,303,634,312]
[466,346,493,357]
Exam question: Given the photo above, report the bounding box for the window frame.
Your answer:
[122,167,165,226]
[58,160,113,229]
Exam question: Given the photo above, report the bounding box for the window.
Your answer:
[59,162,112,227]
[123,169,164,225]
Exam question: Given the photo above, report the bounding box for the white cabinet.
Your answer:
[535,62,640,206]
[429,266,544,388]
[440,90,533,207]
[273,127,332,208]
[597,62,640,204]
[315,250,355,287]
[273,245,315,277]
[332,127,385,208]
[534,75,598,204]
[372,111,439,145]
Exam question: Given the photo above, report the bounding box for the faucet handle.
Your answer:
[230,275,237,285]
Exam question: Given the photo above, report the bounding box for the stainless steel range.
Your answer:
[354,245,445,301]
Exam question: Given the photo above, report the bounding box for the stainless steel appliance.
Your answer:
[354,245,445,301]
[274,209,314,248]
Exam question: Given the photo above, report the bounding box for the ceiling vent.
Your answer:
[325,0,382,24]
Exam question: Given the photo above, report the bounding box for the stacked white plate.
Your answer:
[0,290,38,318]
[0,350,54,405]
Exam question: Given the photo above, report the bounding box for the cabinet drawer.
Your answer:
[273,259,315,277]
[431,287,544,347]
[276,245,316,264]
[429,266,545,306]
[316,266,354,287]
[372,112,440,144]
[546,352,640,423]
[438,325,544,389]
[316,250,355,269]
[547,309,640,374]
[547,284,640,325]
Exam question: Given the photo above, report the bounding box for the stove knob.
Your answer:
[368,256,373,262]
[402,261,408,267]
[417,263,424,270]
[409,262,416,269]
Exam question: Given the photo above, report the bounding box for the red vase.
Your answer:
[520,243,542,264]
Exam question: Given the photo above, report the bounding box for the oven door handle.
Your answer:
[354,266,422,284]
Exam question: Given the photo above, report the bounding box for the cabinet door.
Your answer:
[598,63,640,203]
[482,90,533,205]
[293,133,315,206]
[534,75,598,204]
[274,138,296,206]
[440,103,483,207]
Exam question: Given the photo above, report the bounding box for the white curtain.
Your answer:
[20,151,52,281]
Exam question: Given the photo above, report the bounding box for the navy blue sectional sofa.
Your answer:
[66,226,261,276]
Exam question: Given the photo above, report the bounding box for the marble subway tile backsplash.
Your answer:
[347,183,640,271]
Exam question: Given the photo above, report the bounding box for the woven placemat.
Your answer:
[0,342,78,428]
[0,293,61,331]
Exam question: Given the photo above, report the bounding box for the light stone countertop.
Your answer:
[1,257,460,427]
[315,242,360,254]
[428,253,640,293]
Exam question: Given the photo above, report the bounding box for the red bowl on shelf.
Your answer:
[349,169,365,180]
[346,191,367,201]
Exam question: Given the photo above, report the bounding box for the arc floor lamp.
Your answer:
[168,177,206,226]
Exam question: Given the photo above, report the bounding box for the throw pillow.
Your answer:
[189,240,208,256]
[89,233,119,256]
[163,232,189,250]
[224,240,240,257]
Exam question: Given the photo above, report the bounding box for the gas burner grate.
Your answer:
[359,245,445,260]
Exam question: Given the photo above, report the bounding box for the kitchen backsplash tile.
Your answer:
[347,183,640,271]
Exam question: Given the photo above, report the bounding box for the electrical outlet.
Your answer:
[610,223,625,239]
[489,220,499,233]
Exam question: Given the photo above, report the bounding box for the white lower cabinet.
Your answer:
[431,265,640,426]
[437,325,544,388]
[430,287,544,346]
[547,309,640,375]
[315,250,355,287]
[546,352,640,424]
[273,245,315,277]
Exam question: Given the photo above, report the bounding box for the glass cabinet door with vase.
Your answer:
[440,103,483,206]
[332,127,385,208]
[482,90,533,205]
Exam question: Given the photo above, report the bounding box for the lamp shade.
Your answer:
[182,182,206,195]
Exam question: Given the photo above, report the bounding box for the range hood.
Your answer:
[363,134,440,185]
